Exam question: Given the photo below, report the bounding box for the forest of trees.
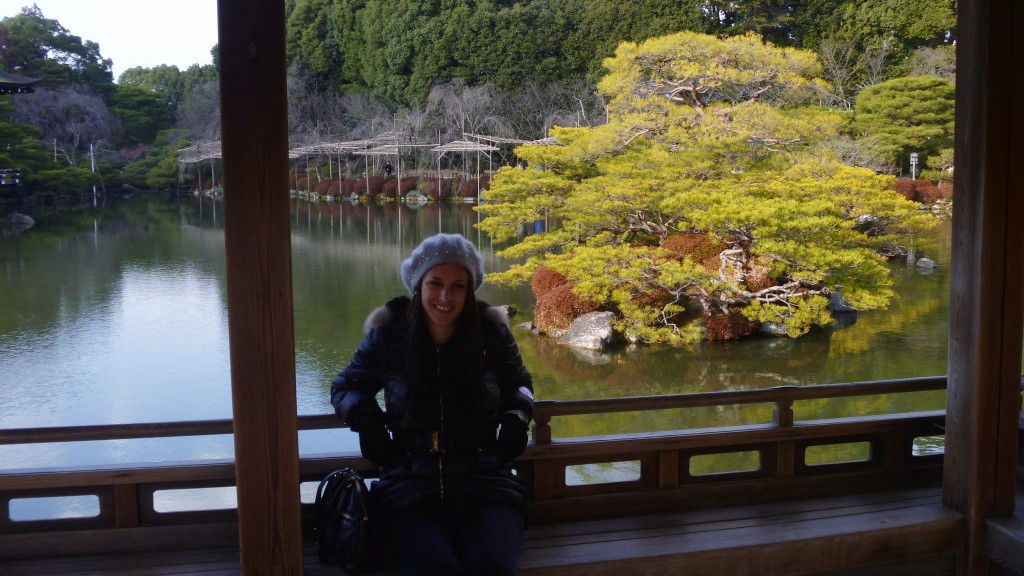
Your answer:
[0,5,218,194]
[0,0,955,197]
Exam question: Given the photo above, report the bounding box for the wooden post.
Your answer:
[216,1,302,574]
[113,484,139,528]
[774,399,796,480]
[533,406,553,445]
[772,399,794,427]
[658,450,679,489]
[944,1,1024,573]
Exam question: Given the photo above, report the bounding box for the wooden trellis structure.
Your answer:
[177,141,222,192]
[463,132,531,167]
[176,131,560,199]
[432,139,499,202]
[289,132,440,197]
[288,140,373,192]
[352,144,398,198]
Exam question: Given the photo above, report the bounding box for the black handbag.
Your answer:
[312,467,381,573]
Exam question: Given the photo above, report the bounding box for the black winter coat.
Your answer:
[331,296,534,514]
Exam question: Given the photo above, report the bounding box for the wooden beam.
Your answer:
[216,0,302,574]
[945,0,1024,573]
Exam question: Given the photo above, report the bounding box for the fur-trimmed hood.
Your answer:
[362,296,510,334]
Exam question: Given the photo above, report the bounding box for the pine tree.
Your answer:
[478,31,938,344]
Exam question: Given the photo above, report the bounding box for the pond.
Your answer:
[0,193,950,470]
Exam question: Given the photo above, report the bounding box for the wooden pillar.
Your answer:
[216,1,302,574]
[944,1,1024,573]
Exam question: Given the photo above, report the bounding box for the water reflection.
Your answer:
[0,194,951,469]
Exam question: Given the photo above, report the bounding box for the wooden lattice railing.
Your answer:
[0,377,947,559]
[523,376,946,522]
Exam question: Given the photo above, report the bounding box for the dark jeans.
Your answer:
[386,503,524,576]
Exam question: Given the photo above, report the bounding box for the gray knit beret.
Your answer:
[400,233,484,293]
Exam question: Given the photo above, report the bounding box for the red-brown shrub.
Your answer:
[399,177,420,195]
[419,180,439,199]
[663,233,701,258]
[352,175,385,195]
[915,181,942,204]
[459,179,478,198]
[937,180,954,199]
[890,179,915,201]
[533,283,601,333]
[743,262,775,292]
[704,311,757,341]
[531,266,570,300]
[890,179,944,204]
[662,233,724,271]
[630,287,676,311]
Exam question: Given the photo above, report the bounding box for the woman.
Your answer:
[331,233,534,576]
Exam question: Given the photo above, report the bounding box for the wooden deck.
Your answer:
[984,470,1024,576]
[1,545,336,575]
[1,486,961,576]
[519,486,961,575]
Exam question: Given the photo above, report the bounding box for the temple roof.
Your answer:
[0,71,41,94]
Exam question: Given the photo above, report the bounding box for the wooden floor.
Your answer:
[518,486,961,576]
[0,545,348,576]
[985,480,1024,575]
[0,486,963,576]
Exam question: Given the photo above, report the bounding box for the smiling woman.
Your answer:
[419,262,472,343]
[330,232,535,575]
[400,233,485,345]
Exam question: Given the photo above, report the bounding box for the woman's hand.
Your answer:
[359,424,400,467]
[348,401,400,467]
[495,411,529,462]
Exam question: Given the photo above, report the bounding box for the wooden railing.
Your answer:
[0,377,947,559]
[523,376,946,521]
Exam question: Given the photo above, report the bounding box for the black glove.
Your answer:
[346,400,384,432]
[495,411,529,462]
[347,401,399,467]
[359,424,399,467]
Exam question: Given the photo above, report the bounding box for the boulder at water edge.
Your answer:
[558,311,617,352]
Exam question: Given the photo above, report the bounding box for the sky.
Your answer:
[4,0,219,81]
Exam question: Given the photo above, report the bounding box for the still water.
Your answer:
[0,193,950,470]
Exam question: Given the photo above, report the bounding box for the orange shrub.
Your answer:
[662,232,724,271]
[937,180,954,199]
[533,283,601,333]
[531,266,570,300]
[704,311,757,341]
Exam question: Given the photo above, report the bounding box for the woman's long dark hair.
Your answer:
[400,287,487,430]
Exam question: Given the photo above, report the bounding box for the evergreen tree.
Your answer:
[478,31,938,344]
[852,75,955,174]
[0,6,114,96]
[111,85,174,147]
[0,96,58,193]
